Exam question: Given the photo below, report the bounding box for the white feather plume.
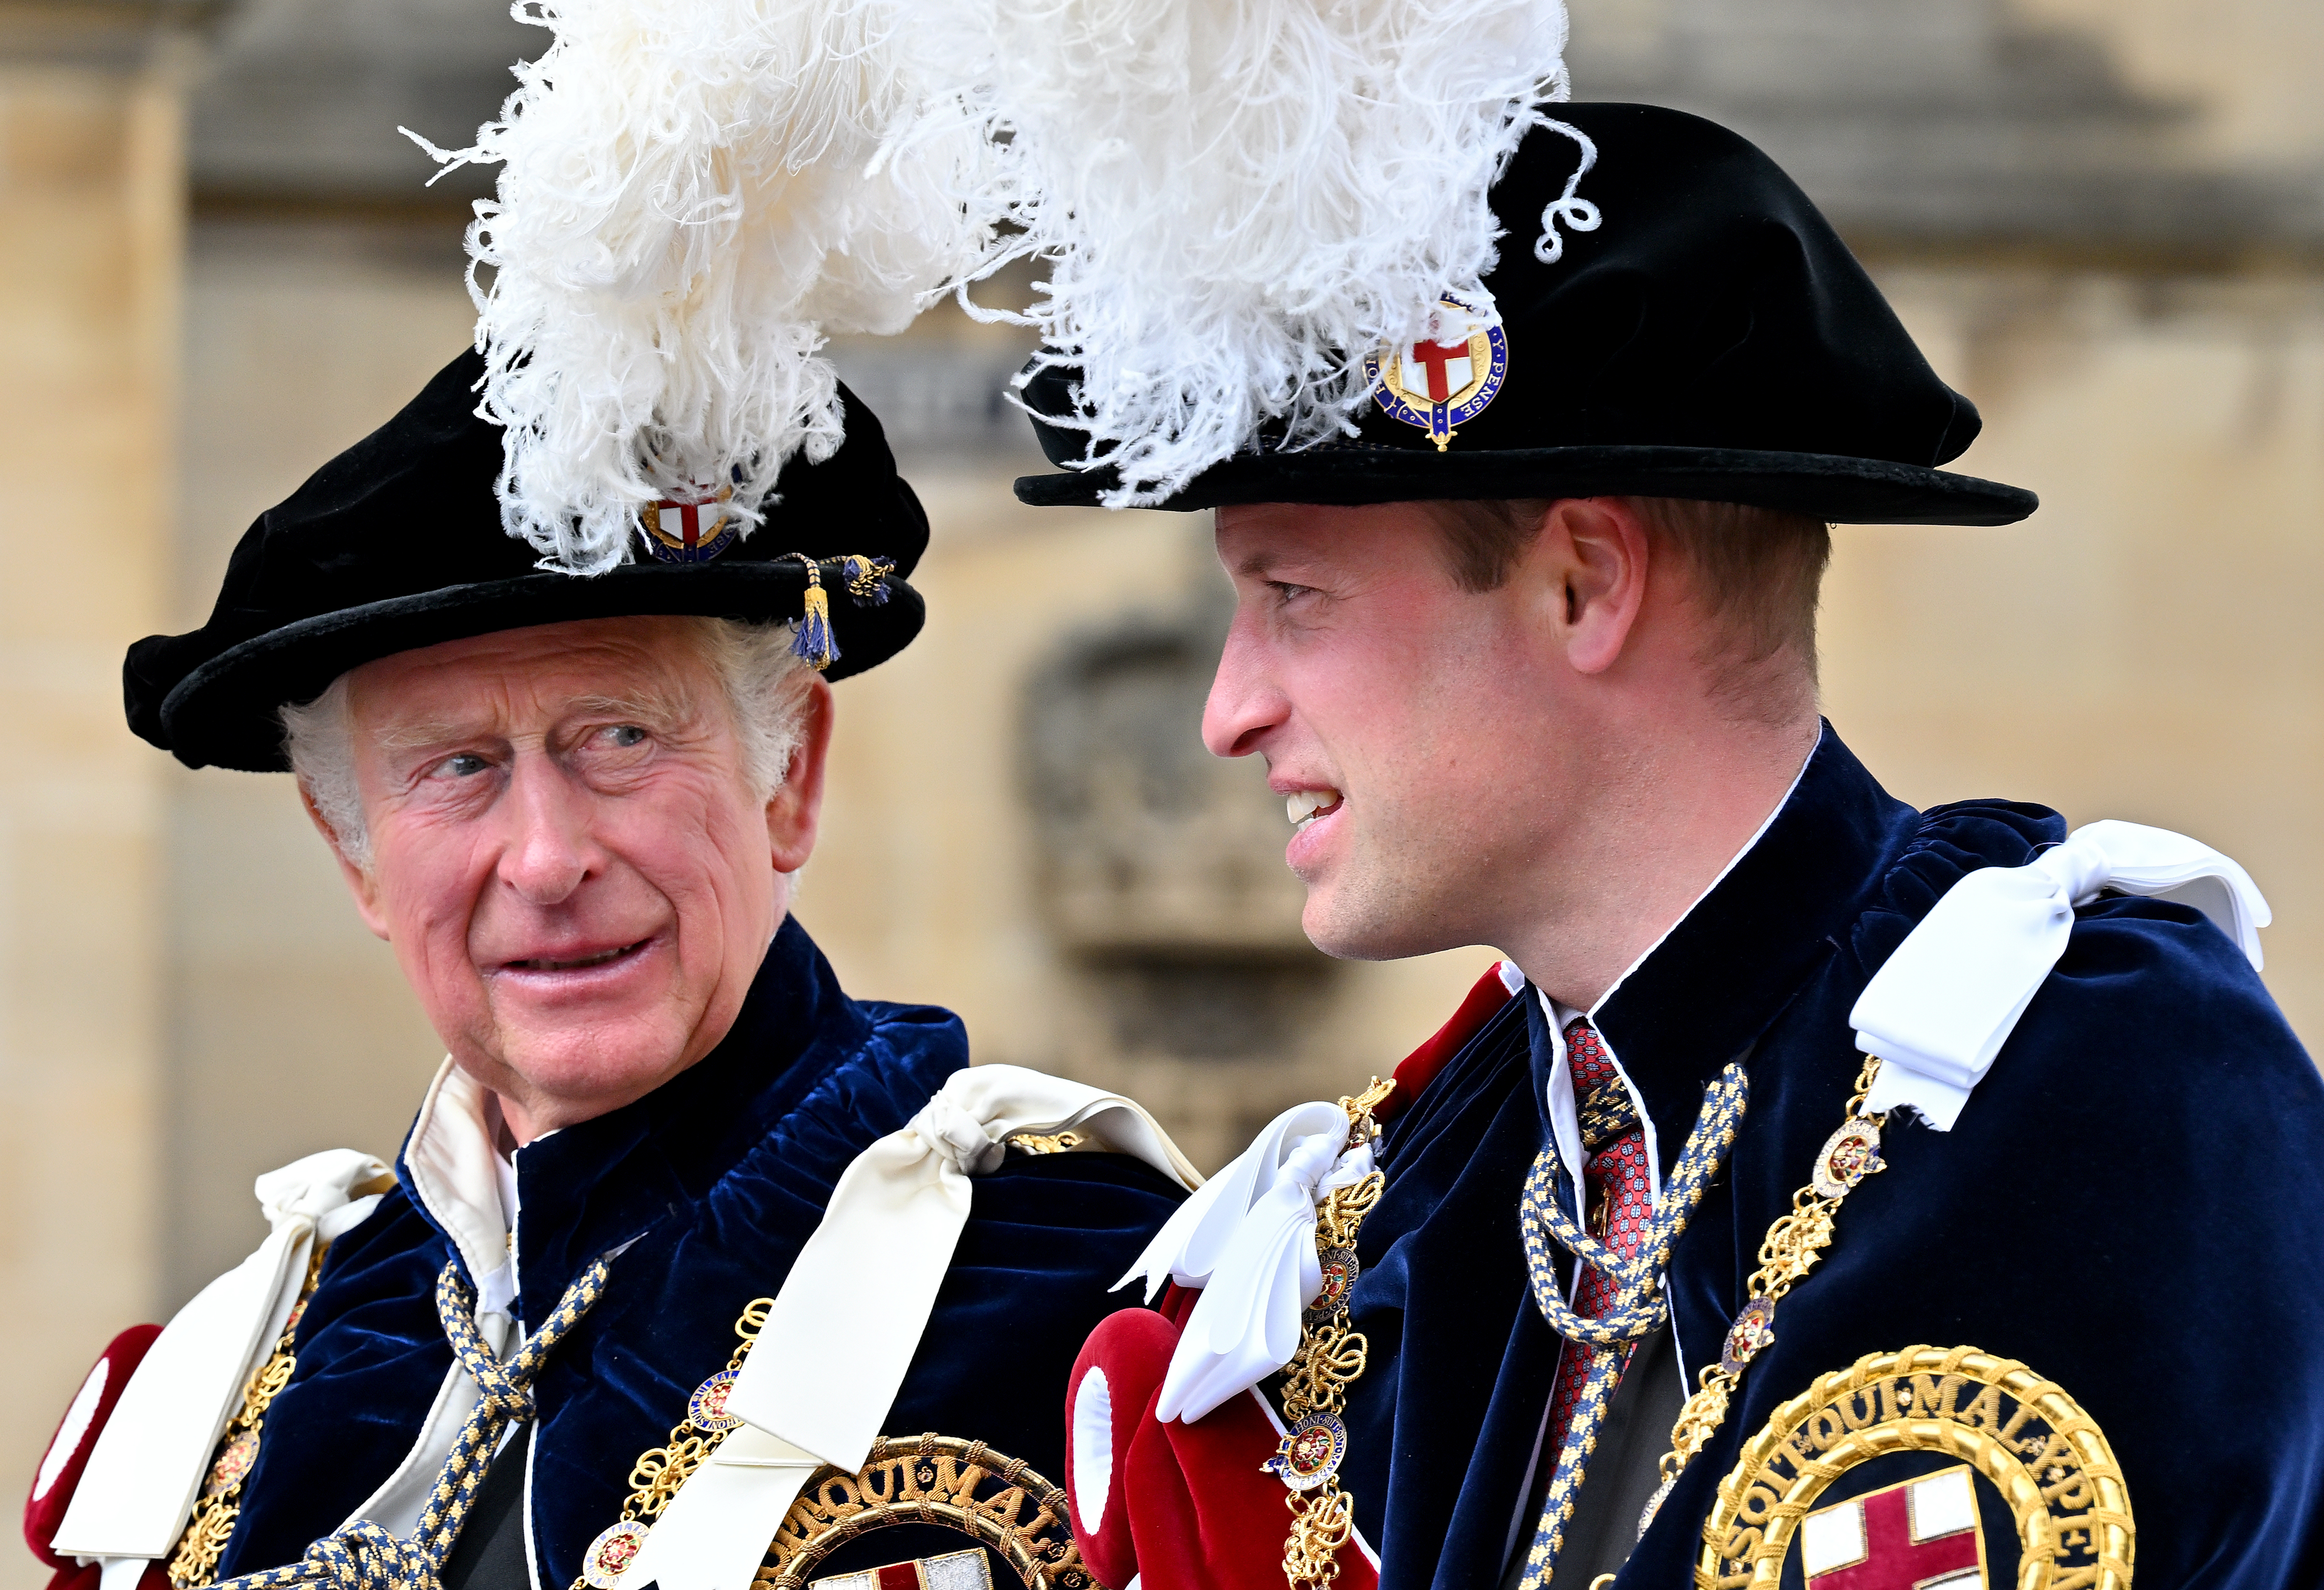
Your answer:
[410,0,996,573]
[904,0,1575,506]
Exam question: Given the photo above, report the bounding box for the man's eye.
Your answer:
[601,724,649,749]
[443,753,491,778]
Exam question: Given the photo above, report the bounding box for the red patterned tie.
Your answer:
[1541,1018,1653,1463]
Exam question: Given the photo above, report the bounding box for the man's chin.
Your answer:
[476,1017,705,1130]
[1300,886,1466,964]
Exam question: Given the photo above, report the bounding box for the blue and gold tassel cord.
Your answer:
[1513,1063,1748,1589]
[787,555,838,671]
[785,553,895,671]
[208,1256,611,1590]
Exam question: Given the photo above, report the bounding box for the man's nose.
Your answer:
[496,753,601,905]
[1201,609,1288,759]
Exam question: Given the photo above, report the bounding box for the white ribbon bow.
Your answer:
[53,1149,393,1572]
[618,1064,1198,1590]
[1112,1101,1372,1425]
[1854,819,2269,1130]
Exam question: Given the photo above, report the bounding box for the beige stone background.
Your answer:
[0,0,2317,1573]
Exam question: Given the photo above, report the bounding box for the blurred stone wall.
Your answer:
[0,0,188,1548]
[0,1,2317,1578]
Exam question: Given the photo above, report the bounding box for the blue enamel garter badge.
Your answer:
[1364,294,1509,452]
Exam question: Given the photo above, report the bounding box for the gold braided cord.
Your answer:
[169,1247,332,1589]
[1274,1079,1394,1590]
[206,1256,611,1590]
[1514,1061,1750,1589]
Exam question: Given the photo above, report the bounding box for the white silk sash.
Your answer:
[53,1150,393,1567]
[616,1065,1199,1590]
[1855,819,2268,1130]
[1116,1100,1373,1425]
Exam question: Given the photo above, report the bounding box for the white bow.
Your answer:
[1112,1101,1371,1425]
[1854,820,2269,1130]
[617,1064,1198,1590]
[53,1149,392,1567]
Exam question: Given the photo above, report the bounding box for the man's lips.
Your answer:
[495,938,652,974]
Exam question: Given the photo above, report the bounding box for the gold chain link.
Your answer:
[168,1246,332,1589]
[1276,1079,1394,1590]
[616,1296,775,1527]
[1639,1055,1889,1528]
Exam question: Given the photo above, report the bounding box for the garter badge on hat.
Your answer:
[638,488,739,563]
[1364,293,1508,452]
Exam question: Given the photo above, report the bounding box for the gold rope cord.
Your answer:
[168,1246,332,1590]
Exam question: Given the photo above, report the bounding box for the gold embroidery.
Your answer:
[1696,1345,2133,1590]
[167,1246,330,1589]
[752,1434,1087,1590]
[1007,1131,1085,1155]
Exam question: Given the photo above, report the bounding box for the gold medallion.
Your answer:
[1697,1344,2132,1590]
[759,1434,1089,1590]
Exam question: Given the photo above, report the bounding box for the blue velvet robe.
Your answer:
[215,920,1186,1589]
[1344,727,2324,1588]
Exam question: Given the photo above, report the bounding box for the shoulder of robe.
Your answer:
[2030,890,2315,1104]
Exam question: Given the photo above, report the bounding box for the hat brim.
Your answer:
[155,561,924,773]
[1013,444,2037,525]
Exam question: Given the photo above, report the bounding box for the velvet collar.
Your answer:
[390,917,872,1324]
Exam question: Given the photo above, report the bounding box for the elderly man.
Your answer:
[25,350,1190,1590]
[1014,106,2324,1589]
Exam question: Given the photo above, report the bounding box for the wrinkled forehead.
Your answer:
[345,616,716,745]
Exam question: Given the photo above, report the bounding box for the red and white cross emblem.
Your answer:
[1800,1466,1986,1590]
[1402,336,1474,403]
[654,498,721,551]
[810,1549,993,1590]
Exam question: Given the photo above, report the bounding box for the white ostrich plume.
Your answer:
[908,0,1577,507]
[406,0,996,574]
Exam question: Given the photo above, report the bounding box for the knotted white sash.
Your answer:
[1115,1100,1373,1425]
[1854,819,2269,1130]
[617,1065,1198,1590]
[53,1150,394,1571]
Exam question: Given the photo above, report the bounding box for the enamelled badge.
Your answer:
[637,487,740,563]
[1365,294,1508,451]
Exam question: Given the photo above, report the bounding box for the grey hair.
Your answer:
[282,617,817,872]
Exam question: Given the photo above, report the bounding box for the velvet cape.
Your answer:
[213,919,1187,1588]
[1340,727,2324,1588]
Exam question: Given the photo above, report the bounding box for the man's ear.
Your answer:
[299,779,392,941]
[766,678,835,873]
[1542,497,1652,675]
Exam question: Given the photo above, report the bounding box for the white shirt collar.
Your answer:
[405,1059,519,1327]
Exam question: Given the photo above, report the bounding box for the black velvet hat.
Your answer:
[127,349,930,772]
[1015,103,2034,525]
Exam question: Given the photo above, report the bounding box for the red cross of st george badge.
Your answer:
[1365,293,1508,452]
[810,1550,993,1590]
[637,490,739,564]
[1800,1467,1987,1590]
